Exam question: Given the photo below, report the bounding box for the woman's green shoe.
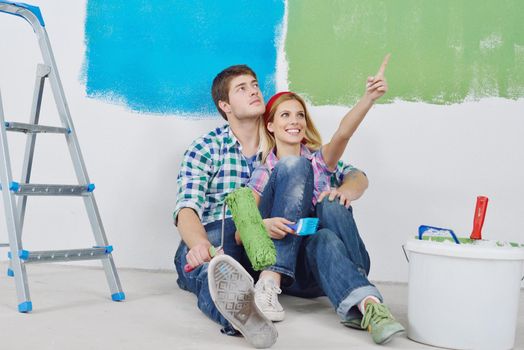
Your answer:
[361,303,405,344]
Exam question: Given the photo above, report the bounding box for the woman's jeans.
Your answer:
[174,156,382,330]
[257,156,382,320]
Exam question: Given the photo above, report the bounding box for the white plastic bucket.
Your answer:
[405,239,524,350]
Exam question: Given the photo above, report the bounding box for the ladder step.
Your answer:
[8,246,113,264]
[0,243,9,247]
[9,182,95,196]
[4,121,70,134]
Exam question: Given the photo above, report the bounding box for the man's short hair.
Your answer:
[211,65,257,120]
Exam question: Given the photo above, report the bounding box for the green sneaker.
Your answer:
[361,303,405,345]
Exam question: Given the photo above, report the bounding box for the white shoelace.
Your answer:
[255,279,282,310]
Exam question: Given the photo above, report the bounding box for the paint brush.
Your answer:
[287,218,319,236]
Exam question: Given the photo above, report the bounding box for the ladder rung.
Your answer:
[0,243,9,247]
[9,246,113,264]
[9,182,95,196]
[4,121,70,134]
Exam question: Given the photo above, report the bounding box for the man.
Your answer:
[174,65,278,348]
[174,62,403,348]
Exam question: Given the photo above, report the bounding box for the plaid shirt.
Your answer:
[174,124,360,225]
[248,145,359,205]
[174,124,261,225]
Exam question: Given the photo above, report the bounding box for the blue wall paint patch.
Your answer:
[84,0,285,116]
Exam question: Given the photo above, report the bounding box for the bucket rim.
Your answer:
[405,239,524,260]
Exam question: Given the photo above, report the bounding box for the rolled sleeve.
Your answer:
[331,160,366,188]
[247,166,270,196]
[315,148,334,174]
[173,144,213,225]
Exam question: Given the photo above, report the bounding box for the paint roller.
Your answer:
[226,187,276,271]
[184,187,276,272]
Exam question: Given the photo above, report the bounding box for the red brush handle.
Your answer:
[470,196,488,240]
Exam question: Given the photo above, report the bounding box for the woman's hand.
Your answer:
[263,217,296,239]
[318,188,352,209]
[364,54,390,103]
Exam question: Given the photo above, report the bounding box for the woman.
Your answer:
[237,55,404,345]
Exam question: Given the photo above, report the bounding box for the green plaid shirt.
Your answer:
[174,124,258,225]
[174,124,362,226]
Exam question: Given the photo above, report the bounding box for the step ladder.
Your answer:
[0,1,125,312]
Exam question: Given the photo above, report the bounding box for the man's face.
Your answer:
[221,74,265,120]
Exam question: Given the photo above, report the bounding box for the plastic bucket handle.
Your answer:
[402,244,409,263]
[418,225,460,244]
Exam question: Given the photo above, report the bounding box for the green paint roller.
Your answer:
[226,187,276,271]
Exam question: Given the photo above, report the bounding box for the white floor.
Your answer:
[0,263,522,350]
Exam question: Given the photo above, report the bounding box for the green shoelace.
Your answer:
[361,303,394,330]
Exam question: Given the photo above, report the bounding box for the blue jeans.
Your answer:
[174,155,382,330]
[173,158,311,332]
[258,156,314,286]
[259,156,382,321]
[174,218,251,333]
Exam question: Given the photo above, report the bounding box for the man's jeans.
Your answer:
[258,156,382,321]
[175,218,247,331]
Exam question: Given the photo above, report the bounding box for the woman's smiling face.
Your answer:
[267,99,307,146]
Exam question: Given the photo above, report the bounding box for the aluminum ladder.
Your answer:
[0,1,125,312]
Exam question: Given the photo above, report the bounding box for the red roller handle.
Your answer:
[470,196,488,240]
[184,263,195,273]
[184,256,208,273]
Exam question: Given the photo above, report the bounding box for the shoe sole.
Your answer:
[209,255,278,349]
[341,319,365,331]
[377,328,405,345]
[259,309,285,322]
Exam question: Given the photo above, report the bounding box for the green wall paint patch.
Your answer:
[286,0,524,105]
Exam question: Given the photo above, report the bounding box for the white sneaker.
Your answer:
[208,255,278,349]
[254,278,285,322]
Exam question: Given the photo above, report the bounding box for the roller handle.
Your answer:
[470,196,488,240]
[183,263,194,273]
[183,246,218,273]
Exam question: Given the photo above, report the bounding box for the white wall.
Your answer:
[0,1,523,285]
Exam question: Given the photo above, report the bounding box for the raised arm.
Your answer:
[322,54,391,170]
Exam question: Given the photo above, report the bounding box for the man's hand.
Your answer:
[364,54,390,102]
[318,188,352,209]
[234,231,242,245]
[185,241,213,269]
[263,217,296,239]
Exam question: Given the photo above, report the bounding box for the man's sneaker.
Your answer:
[361,303,405,345]
[254,278,285,322]
[208,255,278,349]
